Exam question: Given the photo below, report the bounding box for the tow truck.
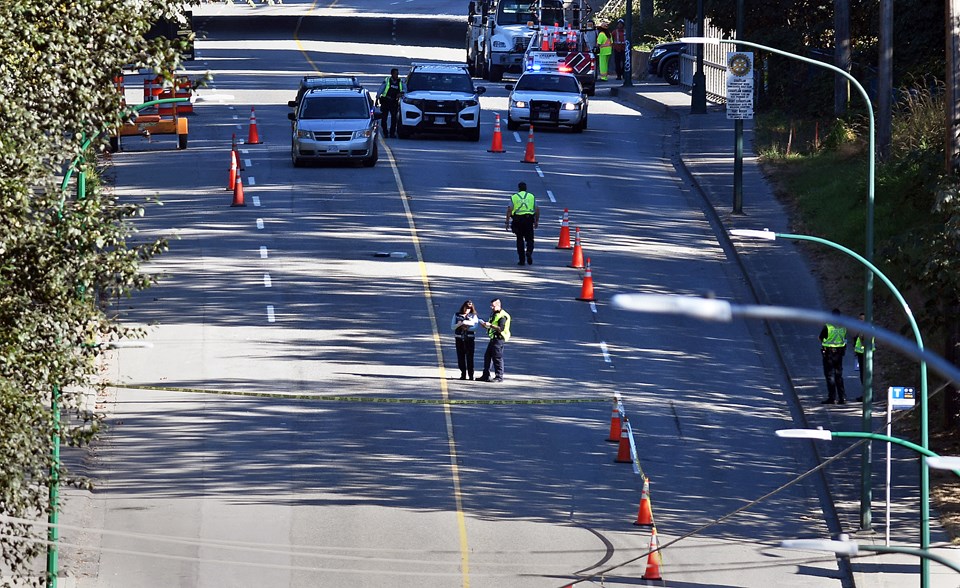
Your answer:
[523,17,597,96]
[466,0,566,82]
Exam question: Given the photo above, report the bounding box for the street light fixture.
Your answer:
[730,227,931,570]
[782,535,960,576]
[681,35,879,536]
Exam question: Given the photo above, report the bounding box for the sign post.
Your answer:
[886,386,917,545]
[726,51,753,213]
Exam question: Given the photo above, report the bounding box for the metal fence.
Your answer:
[679,18,727,103]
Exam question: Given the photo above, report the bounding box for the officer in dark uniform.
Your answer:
[505,181,540,265]
[820,308,848,404]
[377,68,404,138]
[477,298,511,382]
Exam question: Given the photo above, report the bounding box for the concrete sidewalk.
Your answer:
[610,79,960,588]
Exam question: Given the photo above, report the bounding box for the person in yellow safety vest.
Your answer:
[819,308,848,404]
[477,298,511,382]
[596,24,613,81]
[505,181,540,266]
[852,312,876,401]
[376,68,404,138]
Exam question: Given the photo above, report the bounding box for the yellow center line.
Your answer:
[381,139,471,587]
[292,12,469,584]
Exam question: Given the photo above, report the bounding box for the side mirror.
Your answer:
[287,112,296,121]
[476,86,487,95]
[287,100,297,108]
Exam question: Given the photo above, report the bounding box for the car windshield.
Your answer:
[406,72,475,93]
[497,0,563,25]
[515,74,580,94]
[300,96,370,119]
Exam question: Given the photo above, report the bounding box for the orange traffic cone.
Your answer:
[606,396,621,442]
[541,28,550,50]
[520,124,537,164]
[634,477,654,526]
[231,173,246,207]
[642,526,663,581]
[556,208,572,249]
[568,227,584,268]
[487,113,506,153]
[228,149,238,191]
[615,417,632,463]
[232,133,245,170]
[576,258,595,301]
[247,106,262,145]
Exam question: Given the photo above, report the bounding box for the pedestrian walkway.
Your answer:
[610,79,960,588]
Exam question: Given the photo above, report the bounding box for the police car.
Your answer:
[398,63,486,141]
[506,71,587,132]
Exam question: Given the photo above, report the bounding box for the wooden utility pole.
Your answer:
[834,0,850,116]
[878,0,893,160]
[948,0,960,174]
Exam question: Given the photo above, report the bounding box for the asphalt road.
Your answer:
[60,9,848,588]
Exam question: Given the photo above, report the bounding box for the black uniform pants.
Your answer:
[455,337,475,377]
[381,98,400,136]
[482,337,504,379]
[822,347,846,401]
[512,215,535,262]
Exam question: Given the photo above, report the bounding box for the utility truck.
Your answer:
[466,0,567,82]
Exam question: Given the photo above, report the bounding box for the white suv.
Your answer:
[398,63,486,141]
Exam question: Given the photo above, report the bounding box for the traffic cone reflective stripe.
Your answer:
[232,133,245,170]
[228,150,237,191]
[634,477,654,526]
[487,113,506,153]
[568,227,584,268]
[231,174,246,207]
[614,417,631,463]
[556,208,572,249]
[521,124,537,164]
[606,396,621,442]
[576,258,595,301]
[642,526,663,581]
[247,106,262,144]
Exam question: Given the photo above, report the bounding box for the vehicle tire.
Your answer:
[506,117,519,131]
[177,134,188,149]
[397,125,411,139]
[108,136,119,153]
[466,126,481,142]
[585,85,596,97]
[362,145,379,167]
[662,56,680,85]
[488,64,504,83]
[292,154,303,167]
[572,116,585,133]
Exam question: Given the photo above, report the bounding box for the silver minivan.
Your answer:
[287,87,378,167]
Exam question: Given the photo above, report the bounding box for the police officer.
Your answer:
[477,298,511,382]
[377,68,404,138]
[820,309,848,404]
[505,181,540,266]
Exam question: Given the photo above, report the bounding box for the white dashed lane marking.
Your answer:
[263,273,272,288]
[267,305,275,323]
[259,246,268,259]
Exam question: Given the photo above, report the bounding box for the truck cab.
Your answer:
[466,0,566,82]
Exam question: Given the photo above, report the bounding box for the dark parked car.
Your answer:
[647,42,685,85]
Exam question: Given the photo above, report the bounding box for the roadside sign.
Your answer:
[725,51,753,120]
[888,386,916,410]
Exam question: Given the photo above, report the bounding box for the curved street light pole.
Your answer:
[681,34,878,535]
[731,227,931,582]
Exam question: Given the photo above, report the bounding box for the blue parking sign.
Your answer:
[888,386,916,411]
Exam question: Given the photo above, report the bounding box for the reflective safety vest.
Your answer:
[855,335,875,353]
[487,310,511,342]
[597,32,613,55]
[381,77,403,100]
[822,324,847,348]
[511,191,536,216]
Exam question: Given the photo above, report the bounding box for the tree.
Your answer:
[0,1,190,583]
